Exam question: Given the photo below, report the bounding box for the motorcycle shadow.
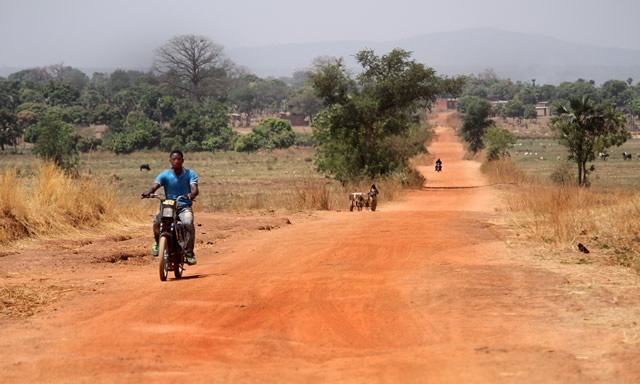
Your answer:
[170,274,209,281]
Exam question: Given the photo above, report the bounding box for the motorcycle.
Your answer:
[435,163,442,172]
[144,194,191,281]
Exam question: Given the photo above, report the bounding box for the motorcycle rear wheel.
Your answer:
[158,236,169,281]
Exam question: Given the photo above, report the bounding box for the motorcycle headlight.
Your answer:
[162,206,174,218]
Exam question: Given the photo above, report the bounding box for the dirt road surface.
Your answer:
[1,117,639,383]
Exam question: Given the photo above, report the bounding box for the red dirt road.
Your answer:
[2,121,640,383]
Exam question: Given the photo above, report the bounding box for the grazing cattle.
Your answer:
[577,243,590,254]
[140,164,151,171]
[599,152,609,161]
[623,152,632,161]
[349,192,366,211]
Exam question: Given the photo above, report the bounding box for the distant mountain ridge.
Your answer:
[227,28,640,84]
[3,28,640,84]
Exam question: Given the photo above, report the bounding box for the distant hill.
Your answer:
[228,28,640,84]
[4,28,640,84]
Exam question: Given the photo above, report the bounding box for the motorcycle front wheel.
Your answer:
[174,256,184,279]
[158,236,169,281]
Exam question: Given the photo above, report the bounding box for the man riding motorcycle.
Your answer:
[142,150,199,265]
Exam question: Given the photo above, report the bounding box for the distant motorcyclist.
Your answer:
[435,158,443,172]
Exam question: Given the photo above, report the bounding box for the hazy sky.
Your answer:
[1,0,639,69]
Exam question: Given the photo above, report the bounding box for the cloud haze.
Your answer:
[1,0,639,69]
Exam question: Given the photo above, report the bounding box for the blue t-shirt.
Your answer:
[155,168,199,206]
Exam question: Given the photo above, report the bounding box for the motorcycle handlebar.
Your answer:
[141,193,193,202]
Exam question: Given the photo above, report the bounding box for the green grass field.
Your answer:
[0,148,339,212]
[511,138,640,188]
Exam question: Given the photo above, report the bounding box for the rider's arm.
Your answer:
[188,183,199,200]
[142,182,161,198]
[188,170,199,200]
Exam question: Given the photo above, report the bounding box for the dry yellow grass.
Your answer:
[483,158,640,272]
[0,162,145,244]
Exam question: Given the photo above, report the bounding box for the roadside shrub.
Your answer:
[294,132,315,147]
[31,112,80,171]
[484,126,515,161]
[77,137,102,153]
[550,161,575,185]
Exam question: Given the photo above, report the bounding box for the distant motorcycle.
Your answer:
[435,163,442,172]
[143,194,191,281]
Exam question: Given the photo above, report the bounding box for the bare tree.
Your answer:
[154,35,230,104]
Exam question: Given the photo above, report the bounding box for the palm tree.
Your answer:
[552,96,629,186]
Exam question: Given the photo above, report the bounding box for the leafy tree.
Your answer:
[460,75,488,98]
[0,80,23,112]
[77,137,102,153]
[630,97,640,116]
[459,96,493,153]
[229,74,262,120]
[235,117,295,152]
[104,111,161,154]
[57,66,89,92]
[310,49,460,181]
[42,81,80,107]
[552,97,629,186]
[91,103,124,127]
[79,88,106,110]
[600,80,631,108]
[555,80,600,104]
[483,126,515,160]
[488,80,518,100]
[157,96,177,123]
[257,78,290,112]
[163,100,235,151]
[523,104,538,119]
[289,70,312,89]
[537,84,556,102]
[19,88,44,103]
[515,86,537,104]
[504,98,525,118]
[108,69,133,94]
[0,109,21,150]
[112,89,141,116]
[31,112,80,171]
[287,87,322,124]
[15,102,48,140]
[60,105,90,125]
[8,67,52,84]
[154,35,231,104]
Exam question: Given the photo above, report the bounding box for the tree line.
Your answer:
[458,70,633,187]
[8,34,634,186]
[459,69,640,120]
[0,35,323,167]
[0,35,464,184]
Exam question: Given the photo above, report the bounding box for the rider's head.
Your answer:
[169,150,184,170]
